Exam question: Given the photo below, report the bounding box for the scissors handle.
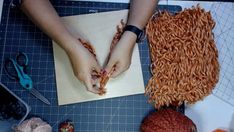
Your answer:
[4,53,33,90]
[16,52,28,67]
[4,58,19,80]
[4,52,29,78]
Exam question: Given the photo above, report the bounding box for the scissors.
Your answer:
[4,52,50,105]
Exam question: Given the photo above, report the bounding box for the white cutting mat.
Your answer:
[53,10,145,105]
[162,1,234,132]
[210,2,234,107]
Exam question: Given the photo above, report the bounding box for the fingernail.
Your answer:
[101,69,107,74]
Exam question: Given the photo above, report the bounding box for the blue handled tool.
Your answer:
[4,52,50,105]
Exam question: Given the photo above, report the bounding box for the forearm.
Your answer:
[21,0,75,51]
[122,0,158,46]
[127,0,158,29]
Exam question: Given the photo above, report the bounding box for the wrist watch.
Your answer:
[124,25,145,43]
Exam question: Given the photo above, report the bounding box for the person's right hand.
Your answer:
[64,37,101,94]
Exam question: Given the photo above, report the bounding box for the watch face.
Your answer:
[124,25,145,43]
[137,31,146,43]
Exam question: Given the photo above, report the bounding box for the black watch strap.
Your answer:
[124,25,144,43]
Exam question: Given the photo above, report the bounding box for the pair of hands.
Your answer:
[65,31,137,94]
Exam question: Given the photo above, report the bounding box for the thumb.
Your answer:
[92,62,101,73]
[84,76,100,94]
[104,59,116,74]
[109,64,124,78]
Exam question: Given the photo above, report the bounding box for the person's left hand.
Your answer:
[104,31,137,78]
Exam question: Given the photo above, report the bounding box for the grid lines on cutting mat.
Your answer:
[210,2,234,107]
